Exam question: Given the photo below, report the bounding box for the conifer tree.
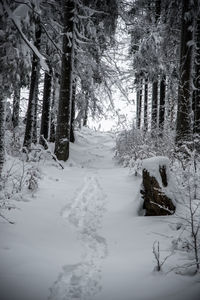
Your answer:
[176,0,194,147]
[54,0,75,161]
[23,17,41,150]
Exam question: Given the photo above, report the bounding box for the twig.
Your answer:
[0,213,15,224]
[40,135,64,170]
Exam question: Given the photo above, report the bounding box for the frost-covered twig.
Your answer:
[40,135,64,170]
[0,212,15,224]
[153,240,173,272]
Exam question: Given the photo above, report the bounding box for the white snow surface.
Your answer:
[0,128,200,300]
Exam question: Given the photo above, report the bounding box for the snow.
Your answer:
[0,129,200,300]
[4,2,49,73]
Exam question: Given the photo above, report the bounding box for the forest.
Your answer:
[0,0,200,300]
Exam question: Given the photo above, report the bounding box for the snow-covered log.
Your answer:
[140,156,176,216]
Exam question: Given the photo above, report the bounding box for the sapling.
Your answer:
[172,150,200,273]
[152,240,173,272]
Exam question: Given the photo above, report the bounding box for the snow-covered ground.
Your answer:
[0,128,200,300]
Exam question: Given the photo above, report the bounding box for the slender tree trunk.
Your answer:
[193,11,200,152]
[83,91,89,127]
[54,0,75,161]
[136,79,142,129]
[155,0,161,23]
[70,80,76,143]
[49,79,57,143]
[39,66,52,148]
[23,19,41,150]
[12,86,20,129]
[159,75,166,134]
[32,74,39,144]
[144,78,148,132]
[0,96,5,179]
[151,80,158,132]
[176,0,194,146]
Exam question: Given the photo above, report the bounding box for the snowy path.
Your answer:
[1,129,200,300]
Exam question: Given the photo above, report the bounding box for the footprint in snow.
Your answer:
[49,176,107,300]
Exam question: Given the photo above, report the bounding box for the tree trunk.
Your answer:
[70,80,76,143]
[193,11,200,152]
[39,66,52,148]
[54,0,75,161]
[151,80,158,132]
[136,79,142,130]
[143,78,148,132]
[159,75,166,134]
[49,79,57,143]
[83,91,89,127]
[32,74,39,144]
[175,0,194,147]
[12,86,20,129]
[0,96,5,179]
[23,19,41,150]
[155,0,161,23]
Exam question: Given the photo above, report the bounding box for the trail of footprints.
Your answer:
[49,176,107,300]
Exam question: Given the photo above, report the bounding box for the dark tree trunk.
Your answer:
[0,9,7,179]
[155,0,161,23]
[12,86,20,128]
[23,19,41,150]
[193,12,200,152]
[49,80,57,143]
[70,80,76,143]
[159,75,166,134]
[151,80,158,132]
[39,66,52,148]
[136,79,142,130]
[83,91,89,127]
[54,0,75,161]
[143,78,148,132]
[0,96,5,179]
[176,0,194,146]
[32,75,39,144]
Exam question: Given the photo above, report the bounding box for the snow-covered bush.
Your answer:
[171,153,200,274]
[115,127,175,175]
[0,157,41,223]
[115,127,200,273]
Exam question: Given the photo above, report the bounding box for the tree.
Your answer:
[23,17,41,150]
[193,6,200,152]
[70,80,76,143]
[158,74,166,134]
[151,79,158,132]
[12,86,21,129]
[143,78,148,132]
[176,0,194,147]
[39,58,52,148]
[54,0,75,161]
[136,78,142,130]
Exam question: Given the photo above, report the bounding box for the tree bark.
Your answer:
[40,65,52,148]
[143,78,148,132]
[83,91,89,127]
[0,96,5,179]
[175,0,194,146]
[70,80,76,143]
[155,0,161,23]
[49,78,57,143]
[23,19,41,150]
[151,80,158,132]
[32,74,39,144]
[12,86,20,129]
[54,0,75,161]
[136,78,142,130]
[159,75,166,134]
[193,11,200,152]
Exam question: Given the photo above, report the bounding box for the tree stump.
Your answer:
[140,157,175,216]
